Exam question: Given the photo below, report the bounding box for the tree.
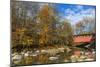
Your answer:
[12,1,74,51]
[75,17,95,34]
[36,5,57,47]
[59,21,73,46]
[11,1,40,50]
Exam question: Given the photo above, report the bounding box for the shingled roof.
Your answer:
[73,33,95,43]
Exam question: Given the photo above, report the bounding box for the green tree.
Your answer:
[60,21,73,46]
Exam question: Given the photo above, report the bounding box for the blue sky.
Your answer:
[54,4,96,25]
[18,1,96,25]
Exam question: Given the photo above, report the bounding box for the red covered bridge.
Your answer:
[73,33,95,46]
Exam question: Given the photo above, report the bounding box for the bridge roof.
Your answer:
[73,35,93,43]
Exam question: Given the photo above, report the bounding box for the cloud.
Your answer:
[63,6,95,25]
[76,5,84,10]
[80,8,95,16]
[65,9,75,15]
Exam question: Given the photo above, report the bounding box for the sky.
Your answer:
[15,1,96,25]
[54,4,96,25]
